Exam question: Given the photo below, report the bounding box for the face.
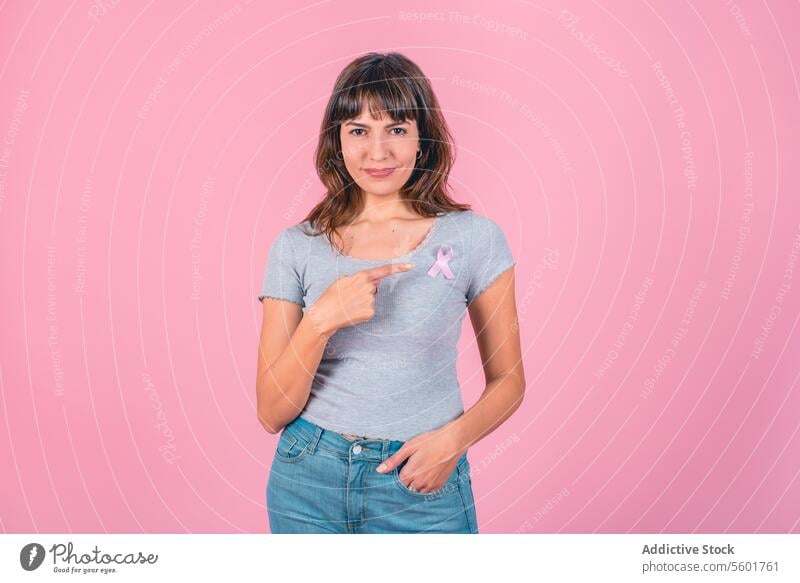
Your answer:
[339,104,420,199]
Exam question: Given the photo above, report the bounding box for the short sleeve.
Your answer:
[258,228,305,307]
[466,213,516,306]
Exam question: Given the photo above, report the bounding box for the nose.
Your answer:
[366,134,390,160]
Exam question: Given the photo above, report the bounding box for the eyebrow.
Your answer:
[343,120,410,128]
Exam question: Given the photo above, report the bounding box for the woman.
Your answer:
[256,52,525,534]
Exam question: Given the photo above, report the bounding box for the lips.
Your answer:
[364,167,395,178]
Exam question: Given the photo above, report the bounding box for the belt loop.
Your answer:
[308,426,323,453]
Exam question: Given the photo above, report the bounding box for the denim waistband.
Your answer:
[282,415,412,461]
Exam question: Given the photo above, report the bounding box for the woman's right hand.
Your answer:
[306,262,414,338]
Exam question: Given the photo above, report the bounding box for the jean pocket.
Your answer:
[274,427,311,463]
[392,454,467,499]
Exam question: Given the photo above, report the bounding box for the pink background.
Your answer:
[1,0,799,534]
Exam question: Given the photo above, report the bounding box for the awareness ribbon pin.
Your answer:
[427,245,455,279]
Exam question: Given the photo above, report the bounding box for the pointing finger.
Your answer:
[361,262,414,282]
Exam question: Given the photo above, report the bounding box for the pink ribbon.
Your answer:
[427,245,455,279]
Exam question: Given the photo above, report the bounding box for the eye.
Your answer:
[349,128,366,136]
[390,127,407,135]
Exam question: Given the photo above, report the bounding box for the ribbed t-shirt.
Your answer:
[258,209,516,441]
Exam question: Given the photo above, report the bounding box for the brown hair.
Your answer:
[300,51,471,248]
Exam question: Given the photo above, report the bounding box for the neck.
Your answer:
[358,192,414,222]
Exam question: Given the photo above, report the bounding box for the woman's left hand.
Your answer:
[375,423,466,493]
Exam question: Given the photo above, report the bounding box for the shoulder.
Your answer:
[459,210,508,241]
[274,221,314,244]
[439,209,509,244]
[446,209,502,228]
[441,209,478,232]
[267,223,313,263]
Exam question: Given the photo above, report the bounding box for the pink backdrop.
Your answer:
[1,0,799,534]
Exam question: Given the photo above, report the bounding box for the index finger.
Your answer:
[360,262,414,282]
[376,445,413,473]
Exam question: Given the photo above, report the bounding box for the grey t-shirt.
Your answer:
[258,209,516,441]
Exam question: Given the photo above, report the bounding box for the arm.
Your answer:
[375,266,526,490]
[255,299,333,434]
[448,265,526,452]
[256,262,414,434]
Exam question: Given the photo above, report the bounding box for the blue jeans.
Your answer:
[266,415,479,534]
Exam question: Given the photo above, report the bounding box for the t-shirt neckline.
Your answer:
[330,212,448,263]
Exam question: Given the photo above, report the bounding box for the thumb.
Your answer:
[376,446,413,473]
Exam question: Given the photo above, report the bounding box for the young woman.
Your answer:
[256,52,525,534]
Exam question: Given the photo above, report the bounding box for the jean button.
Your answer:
[352,444,362,454]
